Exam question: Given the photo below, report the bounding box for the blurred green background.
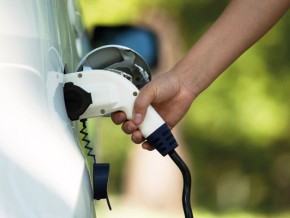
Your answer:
[77,0,290,217]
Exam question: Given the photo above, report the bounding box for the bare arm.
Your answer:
[178,0,290,97]
[112,0,290,149]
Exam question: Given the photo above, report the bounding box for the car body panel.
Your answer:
[0,0,95,217]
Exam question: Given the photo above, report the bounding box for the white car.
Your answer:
[0,0,166,216]
[0,0,95,217]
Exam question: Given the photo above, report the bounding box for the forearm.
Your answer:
[114,0,290,145]
[175,0,290,98]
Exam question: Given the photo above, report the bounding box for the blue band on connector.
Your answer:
[146,123,178,156]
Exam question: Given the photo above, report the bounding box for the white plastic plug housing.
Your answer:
[64,70,164,138]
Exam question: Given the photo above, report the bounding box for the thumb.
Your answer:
[132,82,157,125]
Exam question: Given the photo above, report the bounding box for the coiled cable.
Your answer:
[79,119,193,217]
[80,119,96,162]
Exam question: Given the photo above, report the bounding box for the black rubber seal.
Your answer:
[63,82,92,121]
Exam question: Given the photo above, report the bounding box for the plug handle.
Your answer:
[146,123,178,156]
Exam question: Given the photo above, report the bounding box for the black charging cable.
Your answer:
[169,150,193,218]
[80,119,193,216]
[145,123,194,218]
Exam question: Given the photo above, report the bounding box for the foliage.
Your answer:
[182,8,290,211]
[78,0,290,213]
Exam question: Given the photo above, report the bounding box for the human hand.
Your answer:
[111,69,196,150]
[114,0,290,151]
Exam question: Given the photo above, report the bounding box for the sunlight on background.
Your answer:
[77,0,290,217]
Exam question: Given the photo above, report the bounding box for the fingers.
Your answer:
[111,112,127,125]
[141,141,155,151]
[122,122,155,151]
[111,83,157,151]
[121,122,147,146]
[111,112,155,151]
[121,120,138,134]
[131,131,154,151]
[131,130,144,144]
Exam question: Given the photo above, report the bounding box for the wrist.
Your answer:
[171,53,212,101]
